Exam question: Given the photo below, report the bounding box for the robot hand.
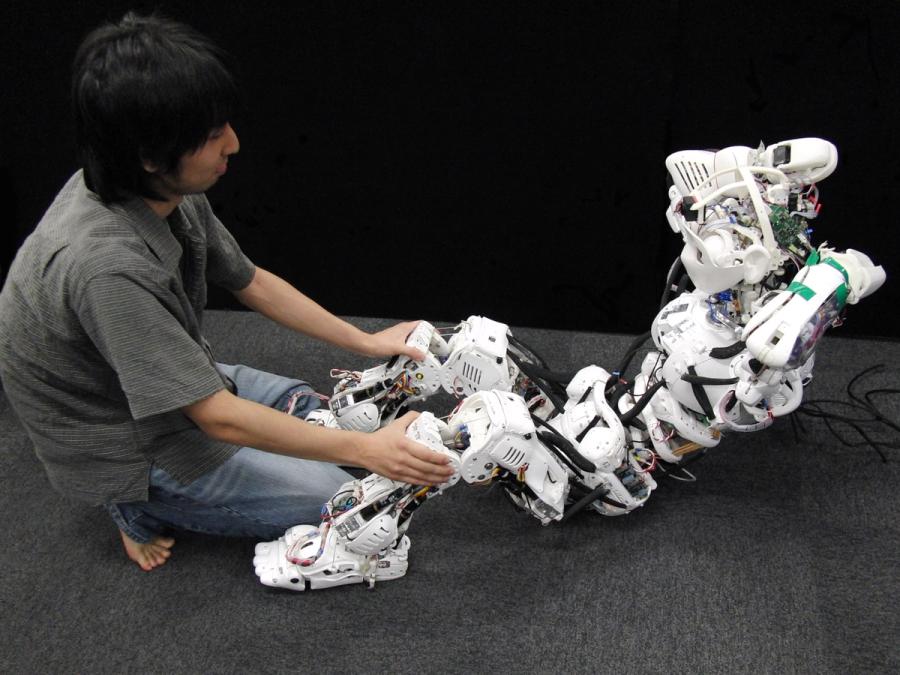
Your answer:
[252,412,460,591]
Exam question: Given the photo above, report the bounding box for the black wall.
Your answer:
[3,1,897,338]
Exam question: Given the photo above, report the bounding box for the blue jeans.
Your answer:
[107,363,353,544]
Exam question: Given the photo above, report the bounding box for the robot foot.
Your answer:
[252,524,318,591]
[252,526,411,591]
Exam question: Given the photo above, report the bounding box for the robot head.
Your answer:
[665,138,838,294]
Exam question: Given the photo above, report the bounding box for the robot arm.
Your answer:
[743,248,885,368]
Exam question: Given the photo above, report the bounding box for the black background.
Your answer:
[2,0,897,337]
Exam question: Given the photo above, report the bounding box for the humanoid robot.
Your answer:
[253,137,885,591]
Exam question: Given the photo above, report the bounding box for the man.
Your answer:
[0,12,453,572]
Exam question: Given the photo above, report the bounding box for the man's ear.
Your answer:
[140,150,160,173]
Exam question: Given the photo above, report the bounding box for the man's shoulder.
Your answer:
[20,173,160,284]
[38,171,138,240]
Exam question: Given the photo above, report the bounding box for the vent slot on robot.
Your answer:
[463,361,483,386]
[500,444,525,468]
[674,160,710,191]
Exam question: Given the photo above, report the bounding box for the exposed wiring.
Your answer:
[283,389,330,415]
[330,368,360,381]
[633,448,658,473]
[793,364,899,463]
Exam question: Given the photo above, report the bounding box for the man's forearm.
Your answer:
[182,389,455,485]
[234,266,370,354]
[185,388,368,466]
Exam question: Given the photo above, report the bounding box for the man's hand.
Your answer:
[361,320,426,361]
[357,412,455,485]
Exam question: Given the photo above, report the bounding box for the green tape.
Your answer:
[823,257,850,283]
[798,253,851,307]
[822,258,850,308]
[787,281,815,300]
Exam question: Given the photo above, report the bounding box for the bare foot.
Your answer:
[119,529,175,571]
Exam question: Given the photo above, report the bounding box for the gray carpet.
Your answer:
[1,310,898,674]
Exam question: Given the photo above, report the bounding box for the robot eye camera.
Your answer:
[757,138,838,185]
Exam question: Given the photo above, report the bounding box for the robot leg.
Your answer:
[252,413,460,591]
[328,315,530,433]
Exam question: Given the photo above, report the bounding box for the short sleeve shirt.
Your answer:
[0,171,256,505]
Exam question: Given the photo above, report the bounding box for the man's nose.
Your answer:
[224,123,240,155]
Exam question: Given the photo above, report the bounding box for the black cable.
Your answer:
[709,341,747,359]
[846,365,900,435]
[507,350,568,413]
[560,484,627,523]
[537,431,586,479]
[531,414,596,473]
[796,384,896,463]
[686,365,715,421]
[789,410,803,445]
[574,378,665,444]
[619,380,666,426]
[607,381,630,410]
[654,448,708,481]
[573,334,655,444]
[507,333,549,369]
[506,332,571,410]
[509,359,575,387]
[630,417,647,432]
[863,389,900,433]
[612,331,652,384]
[578,382,630,443]
[674,273,692,297]
[574,418,598,444]
[659,256,685,310]
[680,374,739,386]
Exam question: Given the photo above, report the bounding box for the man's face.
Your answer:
[151,122,240,200]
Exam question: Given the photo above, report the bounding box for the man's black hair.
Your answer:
[72,12,239,203]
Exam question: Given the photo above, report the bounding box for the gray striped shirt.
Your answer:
[0,171,255,505]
